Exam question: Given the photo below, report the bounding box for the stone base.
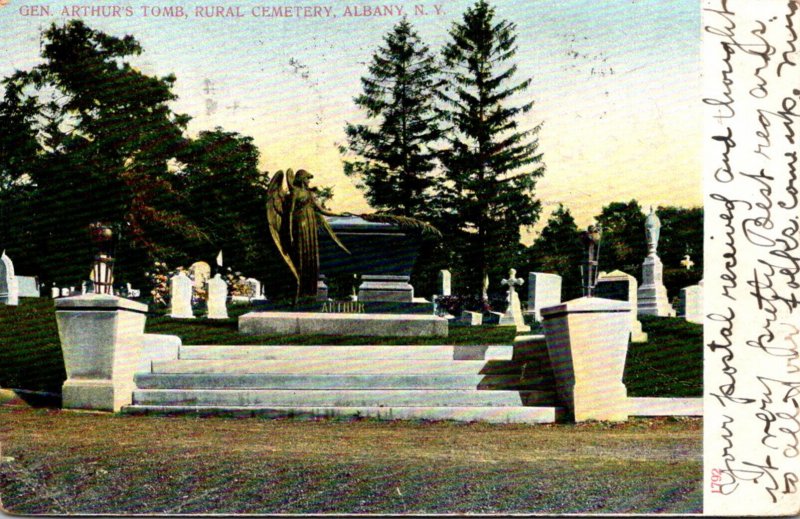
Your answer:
[637,254,675,317]
[357,275,413,303]
[62,379,119,411]
[239,311,448,337]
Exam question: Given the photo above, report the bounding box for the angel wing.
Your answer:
[317,214,351,255]
[266,170,299,282]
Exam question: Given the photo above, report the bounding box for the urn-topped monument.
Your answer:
[636,207,675,316]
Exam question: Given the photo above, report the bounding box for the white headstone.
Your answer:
[51,285,60,298]
[457,310,483,326]
[170,271,195,319]
[527,272,562,321]
[61,288,70,297]
[81,282,88,295]
[245,278,263,299]
[678,279,703,325]
[17,276,40,298]
[0,251,18,306]
[438,270,451,296]
[206,274,229,319]
[499,268,530,332]
[595,270,648,342]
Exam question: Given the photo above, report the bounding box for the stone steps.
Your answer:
[123,405,562,424]
[126,343,563,424]
[131,388,556,407]
[134,373,547,391]
[150,358,522,375]
[177,344,514,361]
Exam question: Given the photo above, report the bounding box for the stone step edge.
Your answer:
[121,405,564,424]
[133,373,554,390]
[177,344,514,361]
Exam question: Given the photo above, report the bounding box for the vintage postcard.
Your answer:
[0,0,797,515]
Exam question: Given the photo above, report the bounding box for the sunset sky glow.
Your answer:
[1,0,701,242]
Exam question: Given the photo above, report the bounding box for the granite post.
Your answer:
[56,294,148,411]
[541,296,631,422]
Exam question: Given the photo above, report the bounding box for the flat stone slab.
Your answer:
[122,405,562,424]
[628,397,703,416]
[239,311,448,337]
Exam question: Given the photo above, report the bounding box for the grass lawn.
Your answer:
[0,298,702,398]
[0,406,702,514]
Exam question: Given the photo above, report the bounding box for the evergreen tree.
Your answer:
[594,200,647,277]
[438,0,545,297]
[527,204,584,300]
[0,21,203,285]
[342,18,441,217]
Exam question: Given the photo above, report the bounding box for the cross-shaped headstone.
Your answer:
[501,268,524,299]
[500,268,530,332]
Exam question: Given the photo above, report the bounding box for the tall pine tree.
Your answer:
[342,18,441,218]
[438,0,545,298]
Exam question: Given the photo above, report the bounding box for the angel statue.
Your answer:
[267,169,440,301]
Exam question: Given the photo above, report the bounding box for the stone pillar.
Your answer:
[206,274,229,319]
[170,271,195,319]
[527,272,562,321]
[438,270,451,296]
[637,208,675,317]
[56,294,148,412]
[541,297,631,422]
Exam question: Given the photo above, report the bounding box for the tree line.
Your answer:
[0,2,702,304]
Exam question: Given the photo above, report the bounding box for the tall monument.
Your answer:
[637,208,675,316]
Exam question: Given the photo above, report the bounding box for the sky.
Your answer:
[0,0,701,243]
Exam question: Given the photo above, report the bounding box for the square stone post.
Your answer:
[541,296,631,422]
[56,294,149,411]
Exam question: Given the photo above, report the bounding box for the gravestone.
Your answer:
[457,310,483,326]
[51,284,60,298]
[678,279,703,325]
[527,272,562,321]
[170,271,195,319]
[245,278,264,300]
[498,268,530,332]
[207,274,229,319]
[189,261,211,294]
[61,288,70,297]
[17,276,40,297]
[637,208,675,316]
[438,270,451,296]
[595,270,648,342]
[0,251,18,306]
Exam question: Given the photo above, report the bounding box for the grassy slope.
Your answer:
[0,298,702,397]
[0,407,702,514]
